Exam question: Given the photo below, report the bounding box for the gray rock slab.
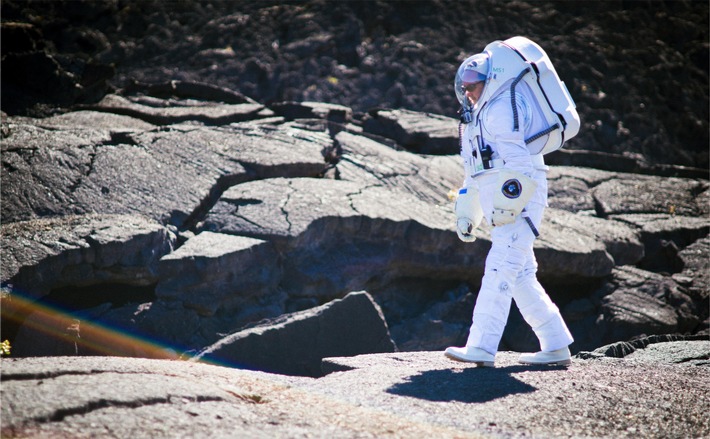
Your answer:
[1,123,111,223]
[193,291,396,377]
[362,108,459,154]
[600,266,698,344]
[316,347,709,438]
[625,340,709,365]
[2,121,331,227]
[90,94,270,125]
[534,208,616,279]
[1,214,175,299]
[35,110,157,133]
[547,165,617,212]
[611,212,710,237]
[203,177,622,298]
[3,347,708,439]
[675,236,710,302]
[156,231,280,317]
[270,101,353,122]
[610,213,709,272]
[201,176,488,297]
[593,174,709,217]
[0,356,476,438]
[335,130,462,205]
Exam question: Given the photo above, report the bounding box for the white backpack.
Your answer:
[477,36,581,155]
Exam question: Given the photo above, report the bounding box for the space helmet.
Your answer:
[454,53,490,110]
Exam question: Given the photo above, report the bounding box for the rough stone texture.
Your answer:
[35,110,157,133]
[88,94,271,126]
[156,232,280,317]
[1,2,708,435]
[1,3,708,365]
[1,214,175,299]
[2,116,331,227]
[193,291,396,377]
[593,176,709,217]
[335,130,462,205]
[3,343,708,438]
[271,101,353,123]
[610,213,710,273]
[3,102,708,358]
[361,108,459,154]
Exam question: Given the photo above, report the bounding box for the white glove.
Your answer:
[454,185,483,242]
[491,169,537,227]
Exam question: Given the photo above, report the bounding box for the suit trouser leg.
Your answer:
[466,215,534,355]
[466,203,573,355]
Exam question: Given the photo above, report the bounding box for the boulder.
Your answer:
[593,175,709,217]
[610,213,710,273]
[156,231,281,318]
[1,214,175,299]
[193,291,396,377]
[2,119,331,227]
[599,266,700,345]
[361,108,458,154]
[87,94,271,126]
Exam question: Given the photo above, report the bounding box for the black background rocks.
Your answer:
[3,0,708,169]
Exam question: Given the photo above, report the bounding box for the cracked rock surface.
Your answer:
[2,340,708,438]
[2,93,708,360]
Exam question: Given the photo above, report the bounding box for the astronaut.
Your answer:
[445,48,574,367]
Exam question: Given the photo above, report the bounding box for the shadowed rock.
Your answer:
[88,94,271,126]
[362,108,458,155]
[156,231,280,317]
[2,118,331,227]
[193,291,396,377]
[2,214,175,300]
[4,346,708,438]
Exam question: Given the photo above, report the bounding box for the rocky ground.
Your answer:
[2,338,709,438]
[2,0,708,170]
[1,1,709,437]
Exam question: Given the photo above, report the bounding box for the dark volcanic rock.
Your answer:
[2,117,331,227]
[5,347,708,438]
[1,214,175,300]
[600,266,701,344]
[155,231,281,318]
[193,291,396,377]
[3,1,709,172]
[594,176,709,218]
[361,108,458,155]
[88,94,270,126]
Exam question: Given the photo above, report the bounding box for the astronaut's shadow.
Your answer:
[386,365,550,403]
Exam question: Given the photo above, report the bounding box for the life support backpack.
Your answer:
[475,36,580,155]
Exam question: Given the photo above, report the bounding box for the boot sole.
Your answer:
[445,351,495,367]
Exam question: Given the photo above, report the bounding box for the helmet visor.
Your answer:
[454,53,490,109]
[461,69,487,84]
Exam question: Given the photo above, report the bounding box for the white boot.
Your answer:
[518,347,571,366]
[444,346,495,367]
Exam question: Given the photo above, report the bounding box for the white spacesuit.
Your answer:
[445,43,574,367]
